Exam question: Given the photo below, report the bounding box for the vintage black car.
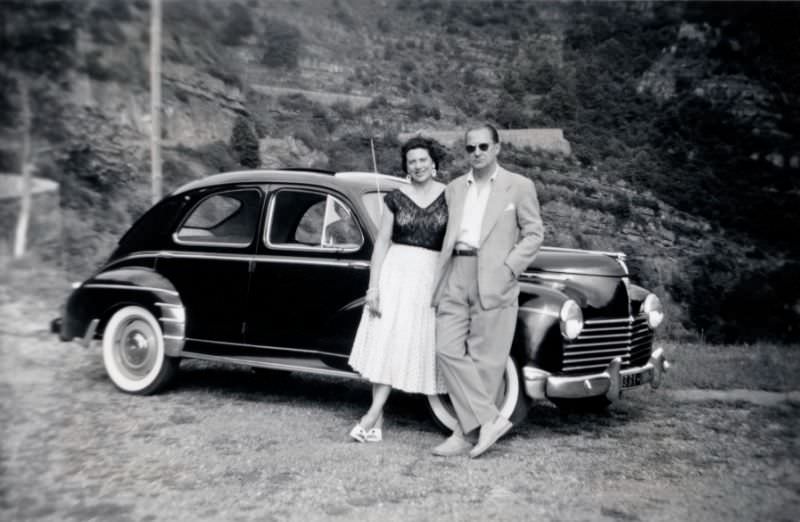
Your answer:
[52,169,669,431]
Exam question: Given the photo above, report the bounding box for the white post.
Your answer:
[150,0,162,204]
[13,78,32,259]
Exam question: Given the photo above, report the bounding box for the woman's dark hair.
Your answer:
[400,136,442,173]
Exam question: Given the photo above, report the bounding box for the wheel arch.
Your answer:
[82,267,186,357]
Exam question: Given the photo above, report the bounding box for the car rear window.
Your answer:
[175,189,261,246]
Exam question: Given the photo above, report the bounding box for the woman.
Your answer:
[348,136,448,442]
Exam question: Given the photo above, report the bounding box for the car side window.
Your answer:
[175,189,260,246]
[267,190,363,251]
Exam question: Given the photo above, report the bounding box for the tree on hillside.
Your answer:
[261,18,301,69]
[0,1,77,258]
[230,116,260,169]
[220,2,254,45]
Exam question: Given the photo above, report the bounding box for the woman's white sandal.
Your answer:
[365,428,382,442]
[349,424,368,442]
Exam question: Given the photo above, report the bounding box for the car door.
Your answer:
[245,186,371,368]
[156,187,262,346]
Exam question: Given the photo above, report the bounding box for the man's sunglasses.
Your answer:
[465,143,491,153]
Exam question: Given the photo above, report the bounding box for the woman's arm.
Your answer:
[365,203,394,316]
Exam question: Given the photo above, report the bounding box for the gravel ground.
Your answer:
[1,275,799,521]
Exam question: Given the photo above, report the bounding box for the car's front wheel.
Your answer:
[426,356,529,432]
[102,306,178,395]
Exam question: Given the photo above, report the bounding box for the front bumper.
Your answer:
[523,347,670,402]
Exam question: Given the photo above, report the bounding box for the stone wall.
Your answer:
[398,128,572,155]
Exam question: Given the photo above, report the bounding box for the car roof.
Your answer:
[170,169,408,196]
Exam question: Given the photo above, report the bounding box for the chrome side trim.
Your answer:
[181,351,358,380]
[172,233,251,248]
[253,256,363,268]
[540,245,627,260]
[518,306,559,318]
[159,317,183,323]
[160,251,252,262]
[112,251,368,269]
[104,251,160,267]
[523,273,570,281]
[183,338,349,358]
[82,284,179,296]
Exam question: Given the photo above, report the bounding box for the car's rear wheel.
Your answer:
[102,306,178,395]
[426,356,529,432]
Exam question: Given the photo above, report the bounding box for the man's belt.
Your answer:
[453,247,478,257]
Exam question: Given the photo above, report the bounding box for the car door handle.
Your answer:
[347,261,370,269]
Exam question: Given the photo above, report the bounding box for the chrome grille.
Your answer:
[562,315,653,374]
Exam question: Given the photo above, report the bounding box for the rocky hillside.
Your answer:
[1,0,798,343]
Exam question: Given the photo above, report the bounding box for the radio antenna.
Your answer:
[370,137,383,218]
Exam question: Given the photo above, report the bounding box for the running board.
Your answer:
[180,351,360,380]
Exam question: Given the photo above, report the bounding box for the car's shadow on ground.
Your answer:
[172,360,439,432]
[169,360,647,438]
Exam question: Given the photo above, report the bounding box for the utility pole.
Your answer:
[150,0,162,204]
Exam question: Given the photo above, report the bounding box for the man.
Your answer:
[432,124,544,458]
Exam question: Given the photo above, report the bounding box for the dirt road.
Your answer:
[1,275,798,521]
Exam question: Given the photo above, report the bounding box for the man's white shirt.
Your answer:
[456,166,499,249]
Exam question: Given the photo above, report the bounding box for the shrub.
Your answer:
[179,141,238,173]
[219,2,254,45]
[260,18,302,69]
[230,116,260,169]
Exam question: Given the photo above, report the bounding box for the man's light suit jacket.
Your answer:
[432,166,544,310]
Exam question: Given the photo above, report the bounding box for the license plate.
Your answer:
[621,368,653,389]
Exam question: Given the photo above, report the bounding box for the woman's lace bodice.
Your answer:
[384,189,447,251]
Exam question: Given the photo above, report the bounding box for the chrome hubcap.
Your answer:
[115,318,157,379]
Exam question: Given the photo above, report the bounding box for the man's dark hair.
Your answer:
[400,136,442,173]
[465,123,500,144]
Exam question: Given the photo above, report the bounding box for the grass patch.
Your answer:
[660,341,800,392]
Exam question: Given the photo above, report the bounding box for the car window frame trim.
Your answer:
[172,187,263,249]
[263,186,365,254]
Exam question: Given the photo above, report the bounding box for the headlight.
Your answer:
[559,299,583,340]
[643,293,664,329]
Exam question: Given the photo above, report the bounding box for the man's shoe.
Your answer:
[432,433,472,457]
[469,416,512,458]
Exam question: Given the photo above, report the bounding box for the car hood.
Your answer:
[519,250,630,318]
[525,250,627,278]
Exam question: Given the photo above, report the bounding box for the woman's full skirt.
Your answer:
[348,244,446,395]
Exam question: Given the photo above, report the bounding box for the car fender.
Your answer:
[64,267,186,356]
[512,282,569,373]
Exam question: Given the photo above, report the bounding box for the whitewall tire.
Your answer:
[102,305,178,395]
[427,356,529,432]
